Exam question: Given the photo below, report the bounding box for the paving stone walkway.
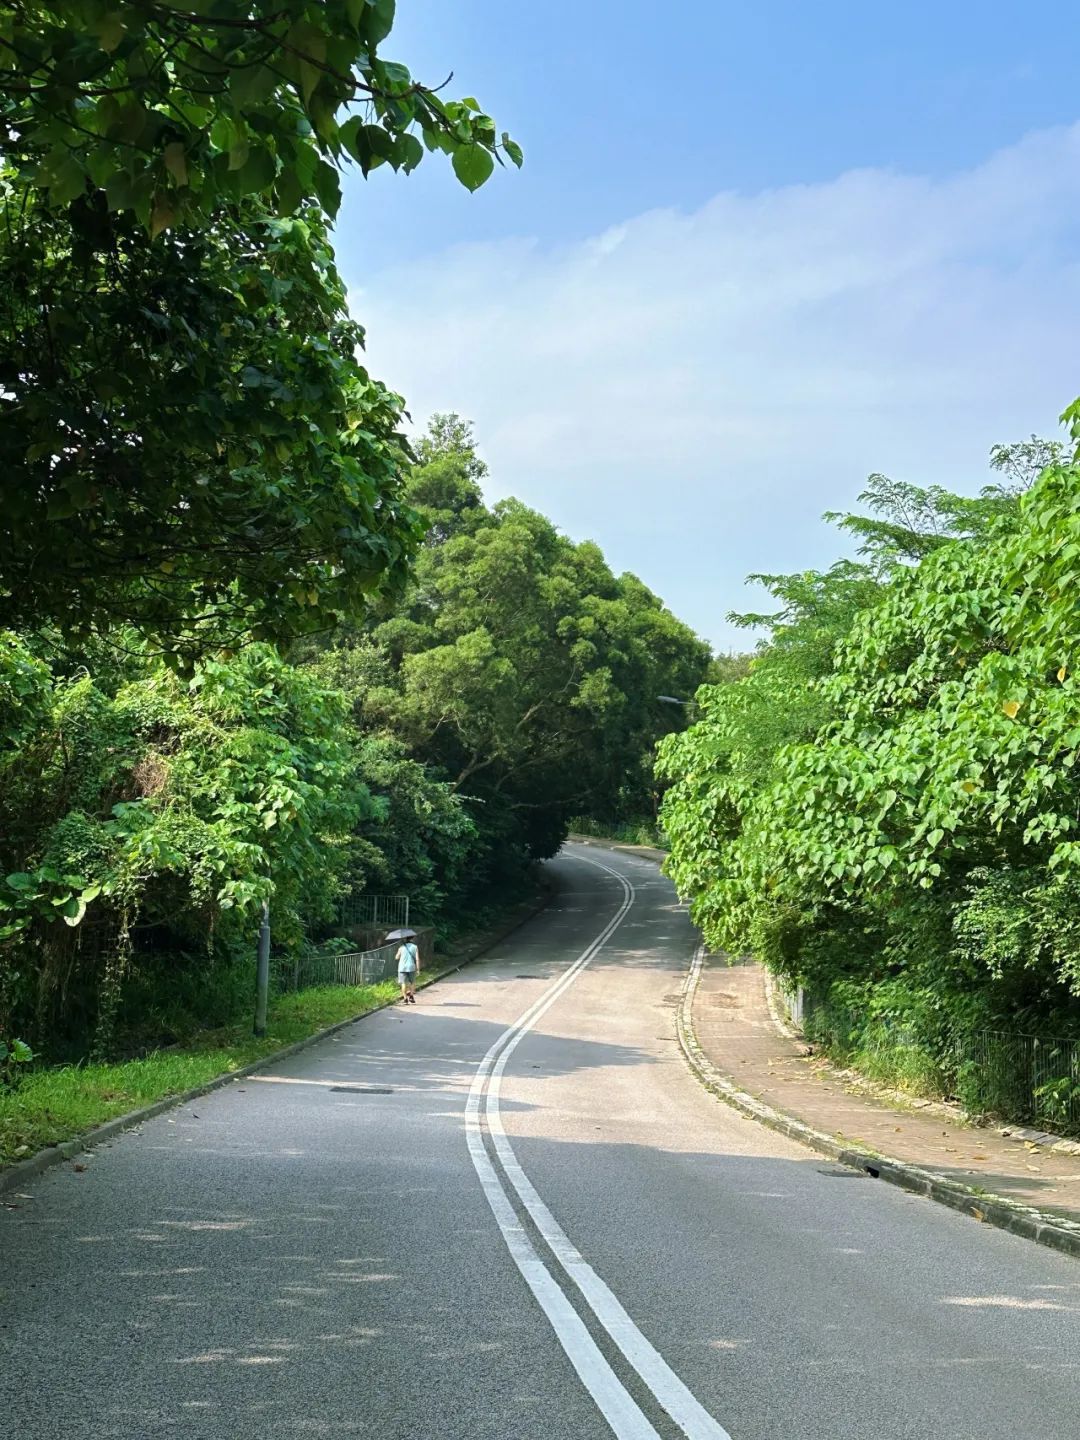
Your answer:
[693,956,1080,1227]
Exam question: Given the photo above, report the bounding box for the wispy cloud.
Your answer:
[348,125,1080,647]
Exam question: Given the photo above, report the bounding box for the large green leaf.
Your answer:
[451,144,495,192]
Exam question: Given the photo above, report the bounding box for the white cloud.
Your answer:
[346,125,1080,648]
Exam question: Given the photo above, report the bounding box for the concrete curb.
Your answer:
[677,948,1080,1261]
[0,879,554,1195]
[996,1124,1080,1158]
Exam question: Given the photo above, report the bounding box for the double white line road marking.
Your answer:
[465,854,732,1440]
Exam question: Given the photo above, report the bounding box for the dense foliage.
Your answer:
[0,5,702,1100]
[2,2,516,653]
[1,636,371,1055]
[2,1,520,233]
[0,196,418,654]
[0,4,535,1064]
[307,416,712,892]
[0,418,709,1061]
[660,435,1080,1107]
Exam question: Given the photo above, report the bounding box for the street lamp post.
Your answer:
[254,898,270,1037]
[657,694,697,715]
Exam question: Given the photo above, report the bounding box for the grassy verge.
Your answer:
[0,980,401,1169]
[568,817,669,850]
[1,875,553,1173]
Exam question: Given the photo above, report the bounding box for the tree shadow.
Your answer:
[7,1125,1080,1440]
[21,845,1077,1436]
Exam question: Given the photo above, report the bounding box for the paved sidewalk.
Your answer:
[693,957,1080,1229]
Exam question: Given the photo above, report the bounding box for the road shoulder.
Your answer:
[683,950,1080,1260]
[0,877,553,1194]
[566,835,1080,1260]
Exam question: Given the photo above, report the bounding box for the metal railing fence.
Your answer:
[273,942,401,995]
[798,993,1080,1135]
[336,894,410,929]
[954,1029,1080,1133]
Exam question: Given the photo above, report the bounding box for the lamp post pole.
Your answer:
[254,898,270,1037]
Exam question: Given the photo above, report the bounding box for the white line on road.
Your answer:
[464,867,660,1436]
[465,850,733,1440]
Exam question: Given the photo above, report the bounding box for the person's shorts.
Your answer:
[398,968,416,984]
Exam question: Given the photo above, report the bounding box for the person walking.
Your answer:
[396,936,420,1004]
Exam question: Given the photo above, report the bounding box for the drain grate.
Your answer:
[515,974,544,979]
[330,1086,394,1095]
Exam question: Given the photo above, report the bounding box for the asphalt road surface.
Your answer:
[5,843,1080,1439]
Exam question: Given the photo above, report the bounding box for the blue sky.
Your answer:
[334,3,1080,648]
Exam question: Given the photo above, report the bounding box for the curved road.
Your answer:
[4,844,1080,1438]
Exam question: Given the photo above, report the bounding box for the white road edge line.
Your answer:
[466,850,733,1440]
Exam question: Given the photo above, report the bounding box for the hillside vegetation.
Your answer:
[659,435,1080,1118]
[0,4,708,1068]
[1,418,708,1062]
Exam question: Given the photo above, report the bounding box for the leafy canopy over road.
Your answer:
[319,415,713,865]
[1,418,710,1062]
[0,6,708,1084]
[1,1,519,656]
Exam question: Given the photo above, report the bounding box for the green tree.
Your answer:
[660,430,1080,1104]
[658,448,1039,988]
[657,558,879,950]
[0,195,417,654]
[1,7,520,651]
[319,417,712,886]
[0,636,372,1053]
[305,637,477,921]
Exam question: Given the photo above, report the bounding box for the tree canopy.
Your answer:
[1,3,519,654]
[1,415,711,1062]
[660,436,1080,1065]
[355,416,713,865]
[0,195,417,655]
[2,1,520,235]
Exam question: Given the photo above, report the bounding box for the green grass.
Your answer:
[849,1040,947,1098]
[568,816,669,850]
[0,979,404,1169]
[0,890,539,1172]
